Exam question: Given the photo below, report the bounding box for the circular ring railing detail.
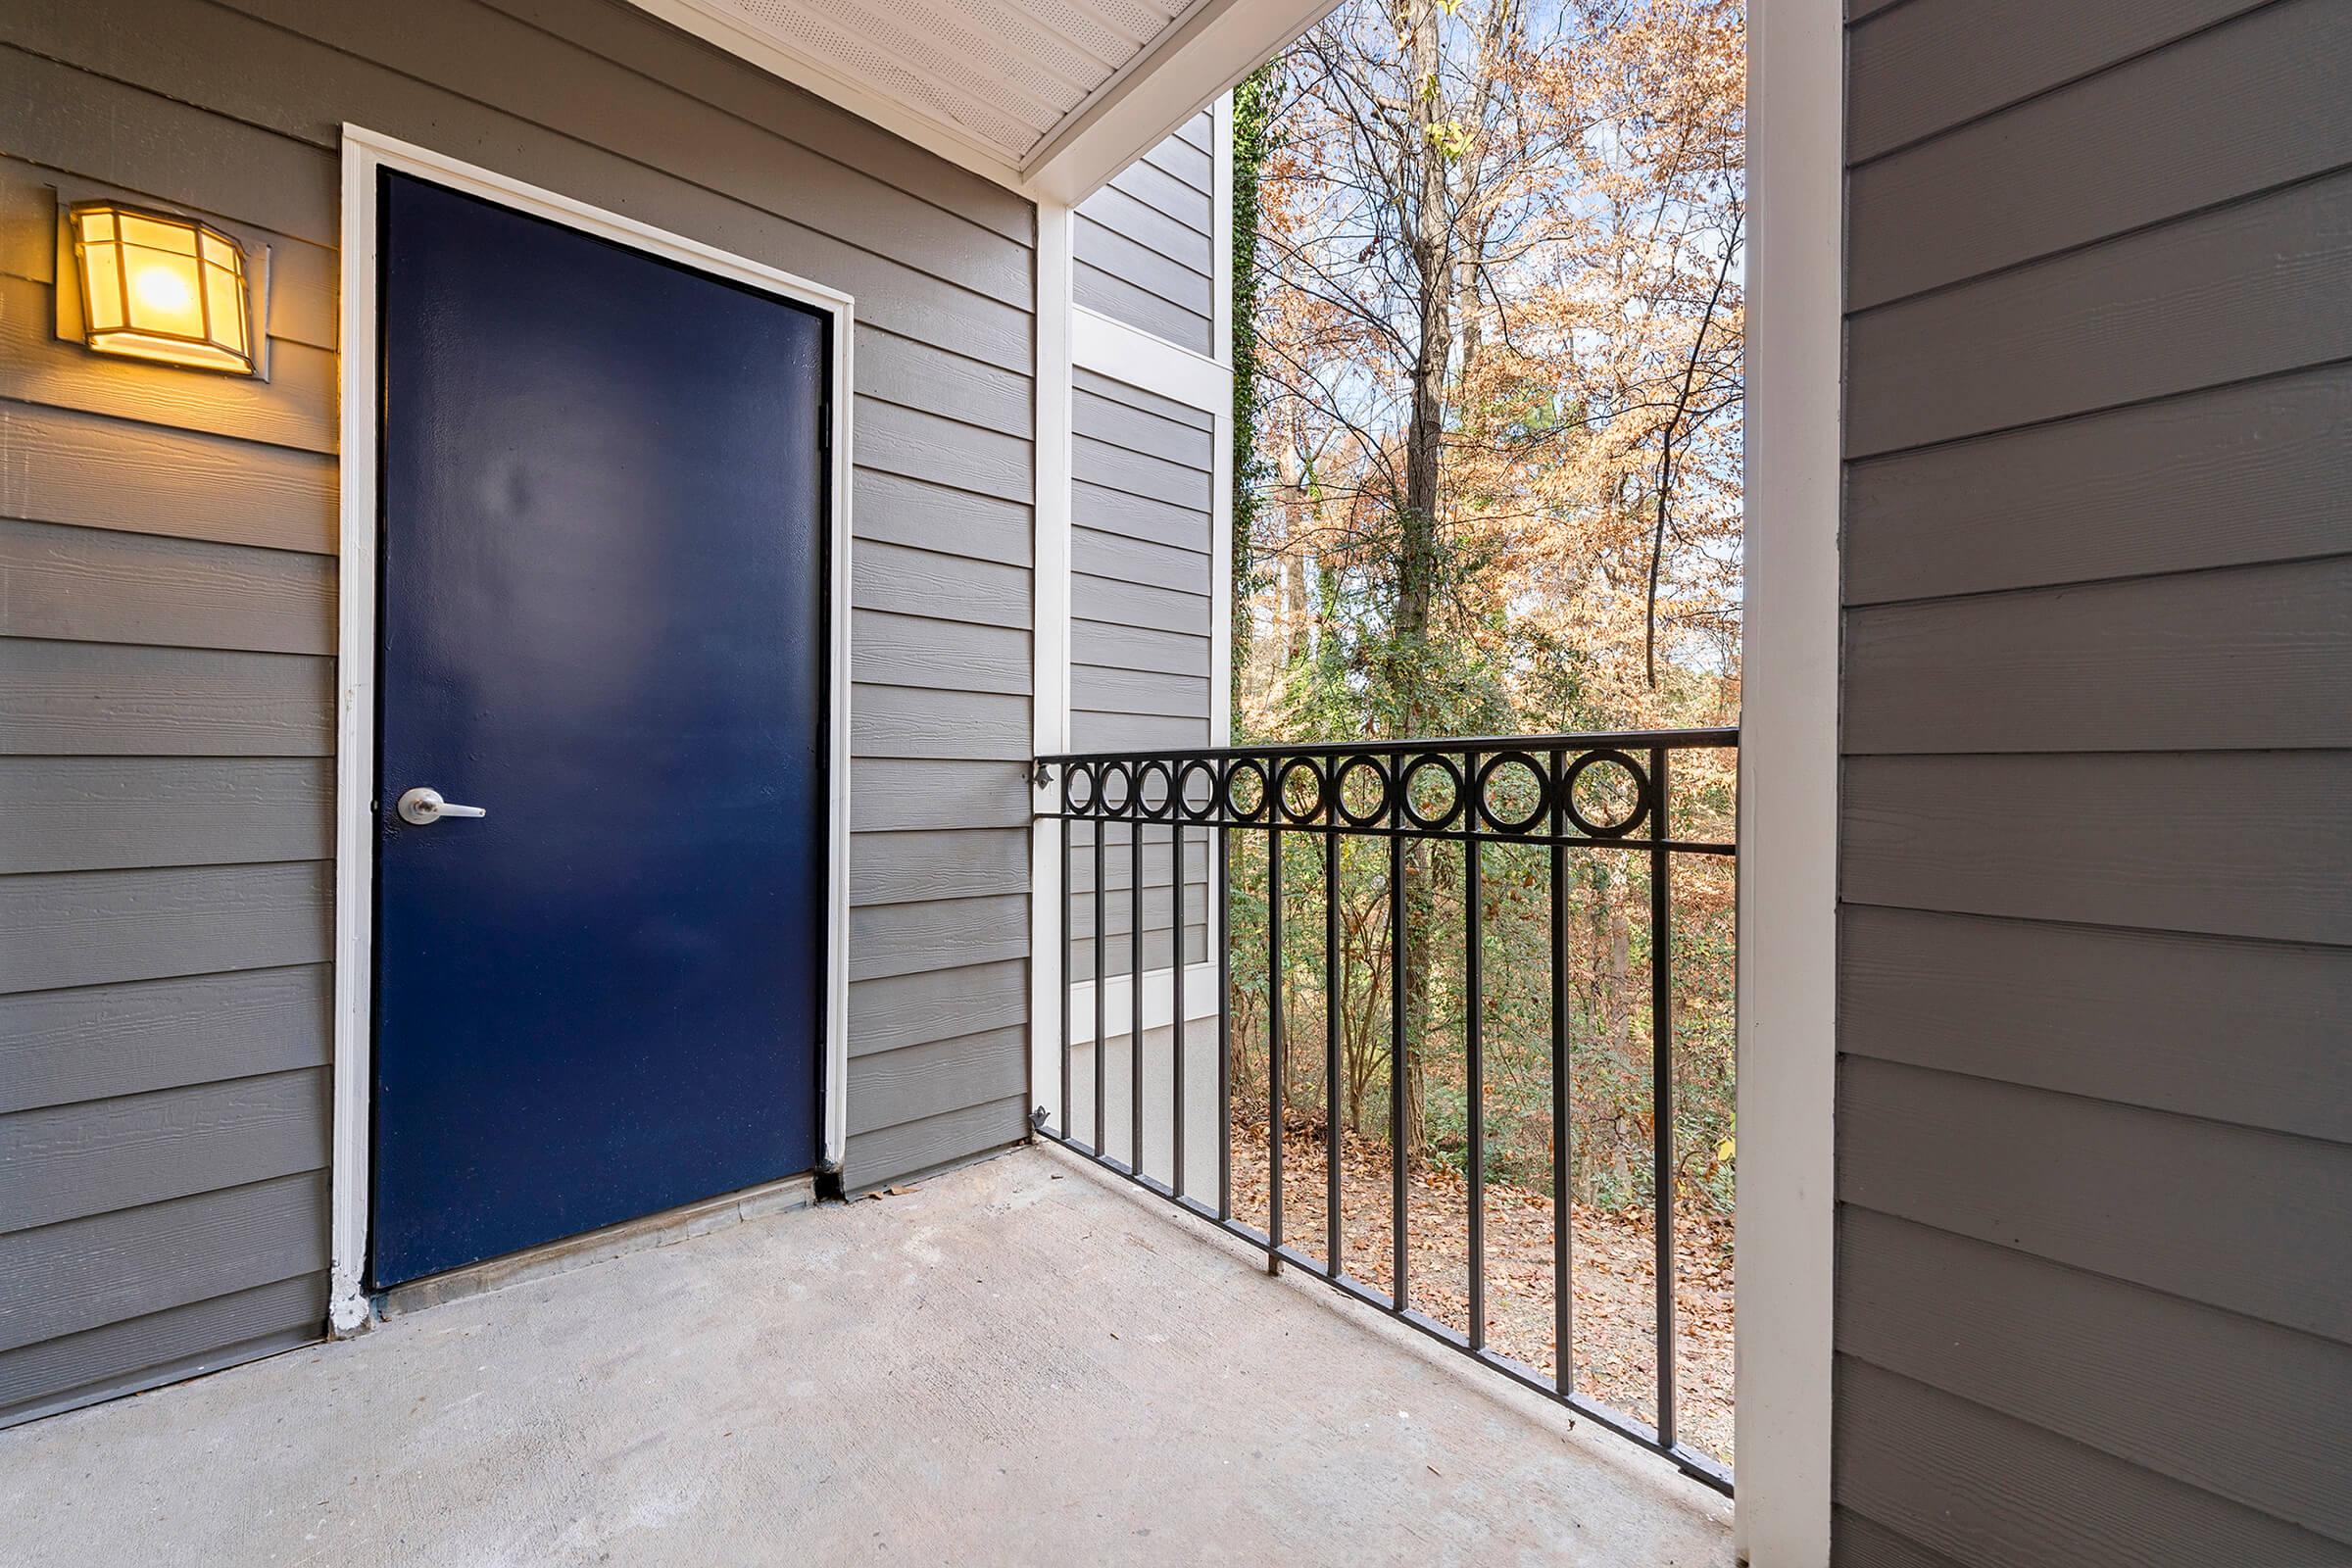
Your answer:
[1275,757,1325,826]
[1222,757,1271,823]
[1044,734,1720,852]
[1474,749,1550,836]
[1333,754,1389,828]
[1559,748,1650,840]
[1135,759,1175,822]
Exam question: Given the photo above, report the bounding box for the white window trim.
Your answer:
[1065,959,1223,1046]
[1734,0,1841,1561]
[328,124,857,1335]
[1071,305,1232,411]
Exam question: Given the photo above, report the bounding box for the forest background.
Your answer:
[1222,0,1744,1455]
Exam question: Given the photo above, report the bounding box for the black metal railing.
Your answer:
[1031,729,1738,1493]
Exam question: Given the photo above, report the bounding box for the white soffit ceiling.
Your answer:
[636,0,1196,175]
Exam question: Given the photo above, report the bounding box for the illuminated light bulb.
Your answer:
[132,263,196,317]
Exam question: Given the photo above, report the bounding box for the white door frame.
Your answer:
[327,124,856,1334]
[1734,0,1842,1560]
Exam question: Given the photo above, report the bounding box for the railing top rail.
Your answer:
[1039,725,1738,766]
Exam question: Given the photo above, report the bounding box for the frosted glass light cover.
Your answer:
[70,202,255,374]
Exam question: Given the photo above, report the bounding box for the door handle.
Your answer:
[397,787,487,825]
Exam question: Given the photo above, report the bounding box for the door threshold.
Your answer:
[376,1172,817,1321]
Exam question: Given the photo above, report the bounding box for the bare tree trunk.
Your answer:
[1604,904,1632,1040]
[1284,551,1311,668]
[1394,0,1455,1159]
[1283,0,1520,1162]
[1395,2,1449,731]
[1275,443,1311,670]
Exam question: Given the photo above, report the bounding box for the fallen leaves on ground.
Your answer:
[1225,1112,1733,1466]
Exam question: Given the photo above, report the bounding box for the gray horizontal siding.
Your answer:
[1847,0,2351,309]
[0,1272,323,1429]
[1844,0,2272,165]
[1838,1206,2352,1544]
[1841,752,2351,947]
[0,1070,331,1234]
[849,828,1030,908]
[848,958,1028,1058]
[0,517,334,654]
[852,611,1029,696]
[845,1025,1027,1139]
[850,759,1029,837]
[1069,710,1211,752]
[852,684,1030,760]
[1843,559,2351,755]
[0,863,333,996]
[1067,368,1216,980]
[0,273,338,454]
[0,400,336,556]
[1072,616,1208,677]
[1840,908,2351,1146]
[1073,112,1213,355]
[856,469,1031,567]
[1841,1055,2352,1346]
[1836,1355,2342,1568]
[849,894,1029,985]
[0,966,332,1116]
[1846,168,2352,459]
[841,1095,1030,1191]
[0,0,1041,1419]
[1,641,334,757]
[1069,572,1211,637]
[0,1172,326,1358]
[0,758,331,874]
[1842,362,2351,604]
[1837,2,2352,1560]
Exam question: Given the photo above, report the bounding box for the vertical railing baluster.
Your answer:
[1132,788,1146,1177]
[1093,810,1106,1155]
[1550,747,1573,1396]
[1266,801,1285,1274]
[1060,808,1073,1140]
[1390,807,1408,1312]
[1648,745,1676,1450]
[1465,752,1486,1354]
[1172,816,1187,1201]
[1324,798,1343,1278]
[1217,815,1232,1222]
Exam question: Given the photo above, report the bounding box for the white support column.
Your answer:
[1209,89,1236,750]
[1030,200,1075,1135]
[1735,0,1842,1561]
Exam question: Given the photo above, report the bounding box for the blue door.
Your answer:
[369,172,828,1287]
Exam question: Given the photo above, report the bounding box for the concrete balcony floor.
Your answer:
[0,1148,1732,1565]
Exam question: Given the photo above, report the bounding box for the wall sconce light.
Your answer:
[68,201,256,375]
